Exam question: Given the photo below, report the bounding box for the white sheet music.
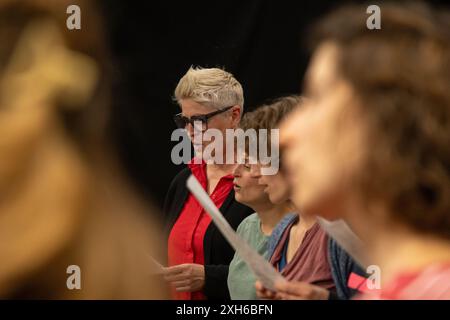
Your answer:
[187,174,285,291]
[147,254,165,275]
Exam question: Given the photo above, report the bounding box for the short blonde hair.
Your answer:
[174,67,244,111]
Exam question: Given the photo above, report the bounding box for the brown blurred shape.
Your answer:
[0,0,168,299]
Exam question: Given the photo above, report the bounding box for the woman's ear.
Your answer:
[230,105,242,127]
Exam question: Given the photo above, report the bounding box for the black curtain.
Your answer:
[99,0,447,209]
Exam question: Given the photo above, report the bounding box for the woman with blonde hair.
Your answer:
[163,67,253,300]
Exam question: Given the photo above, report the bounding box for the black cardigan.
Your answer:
[163,167,253,300]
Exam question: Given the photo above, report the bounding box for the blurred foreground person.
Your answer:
[0,0,167,298]
[280,2,450,299]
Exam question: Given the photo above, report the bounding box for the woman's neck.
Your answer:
[206,162,235,176]
[297,210,317,231]
[253,201,291,236]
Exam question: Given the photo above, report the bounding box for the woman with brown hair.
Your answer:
[227,96,299,300]
[253,99,366,301]
[278,2,450,299]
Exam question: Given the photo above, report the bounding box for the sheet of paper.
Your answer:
[147,254,165,275]
[187,175,285,291]
[316,217,368,268]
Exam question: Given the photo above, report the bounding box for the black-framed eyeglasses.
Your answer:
[173,106,234,131]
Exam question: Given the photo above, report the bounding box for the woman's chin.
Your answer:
[234,194,248,205]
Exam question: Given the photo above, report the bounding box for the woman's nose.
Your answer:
[250,164,261,178]
[187,124,203,142]
[186,123,194,136]
[233,164,242,177]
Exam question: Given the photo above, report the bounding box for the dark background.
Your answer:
[99,0,446,209]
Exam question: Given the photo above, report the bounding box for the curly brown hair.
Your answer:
[312,2,450,239]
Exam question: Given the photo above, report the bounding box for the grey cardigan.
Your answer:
[267,214,366,300]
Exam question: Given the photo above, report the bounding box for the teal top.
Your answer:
[227,213,270,300]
